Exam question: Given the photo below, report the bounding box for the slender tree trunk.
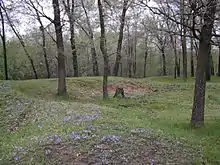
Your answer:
[98,0,108,99]
[143,36,148,78]
[0,5,8,80]
[161,48,167,76]
[177,54,181,77]
[113,0,128,76]
[206,44,211,81]
[191,0,217,128]
[29,0,50,78]
[190,36,194,77]
[70,0,78,77]
[210,55,214,76]
[218,46,220,76]
[128,39,133,78]
[1,2,38,79]
[53,0,67,96]
[133,31,137,77]
[90,41,99,76]
[181,0,187,80]
[80,0,99,76]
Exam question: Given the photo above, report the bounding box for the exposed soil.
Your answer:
[107,82,155,96]
[43,135,197,165]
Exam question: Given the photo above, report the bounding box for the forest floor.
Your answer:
[1,76,220,165]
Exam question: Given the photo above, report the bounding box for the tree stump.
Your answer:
[113,87,125,98]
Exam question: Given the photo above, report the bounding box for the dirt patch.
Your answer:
[42,135,198,165]
[107,82,155,96]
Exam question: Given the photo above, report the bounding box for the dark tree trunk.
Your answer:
[174,37,178,79]
[161,48,167,76]
[181,0,187,80]
[177,55,181,77]
[98,0,108,99]
[53,0,67,96]
[70,0,78,77]
[0,5,8,80]
[63,0,78,77]
[190,36,194,77]
[191,0,217,128]
[206,44,211,81]
[210,55,214,76]
[144,39,148,78]
[113,0,128,76]
[218,46,220,76]
[90,44,99,76]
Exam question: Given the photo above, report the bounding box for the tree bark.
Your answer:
[190,36,194,77]
[53,0,67,96]
[181,0,187,80]
[0,4,8,80]
[206,44,211,81]
[191,0,217,128]
[113,0,128,76]
[143,36,148,78]
[218,46,220,76]
[98,0,108,99]
[161,48,167,76]
[63,0,78,77]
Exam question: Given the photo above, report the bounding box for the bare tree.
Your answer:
[62,0,79,77]
[113,0,129,76]
[25,0,51,78]
[53,0,67,95]
[98,0,109,99]
[1,1,38,79]
[0,3,8,80]
[79,0,99,76]
[191,0,217,127]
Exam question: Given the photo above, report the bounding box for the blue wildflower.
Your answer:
[102,135,121,142]
[64,116,71,121]
[14,155,20,161]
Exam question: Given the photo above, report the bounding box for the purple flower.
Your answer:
[102,135,121,142]
[55,137,62,144]
[70,132,81,140]
[64,116,71,121]
[14,155,20,161]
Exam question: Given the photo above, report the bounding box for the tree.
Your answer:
[0,3,8,80]
[113,0,129,76]
[52,0,67,96]
[79,0,99,76]
[1,1,38,79]
[98,0,109,99]
[191,0,217,127]
[25,0,51,78]
[62,0,79,77]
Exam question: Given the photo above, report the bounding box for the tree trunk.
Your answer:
[177,54,181,77]
[98,0,108,99]
[80,0,99,76]
[0,5,8,80]
[210,54,214,76]
[181,0,187,80]
[30,0,50,78]
[90,42,99,76]
[218,46,220,76]
[144,36,148,78]
[191,0,217,128]
[206,44,211,81]
[190,36,194,77]
[53,0,67,96]
[70,0,78,77]
[1,2,38,79]
[113,0,128,76]
[133,29,137,77]
[161,48,167,76]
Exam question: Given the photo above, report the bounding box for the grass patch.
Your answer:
[1,76,220,164]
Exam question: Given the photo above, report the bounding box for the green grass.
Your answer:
[1,76,220,164]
